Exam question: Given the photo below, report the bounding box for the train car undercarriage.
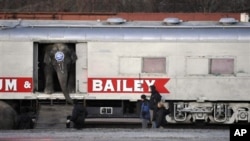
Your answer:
[166,101,250,124]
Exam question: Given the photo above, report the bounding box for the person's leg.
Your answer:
[149,110,153,122]
[152,121,156,128]
[150,110,156,128]
[142,119,148,128]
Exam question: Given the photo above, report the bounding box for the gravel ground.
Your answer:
[0,128,229,141]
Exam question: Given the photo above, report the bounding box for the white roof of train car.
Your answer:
[0,18,249,27]
[0,19,250,42]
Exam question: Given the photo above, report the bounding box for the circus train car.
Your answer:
[0,17,250,124]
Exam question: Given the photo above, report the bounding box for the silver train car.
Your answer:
[0,17,250,124]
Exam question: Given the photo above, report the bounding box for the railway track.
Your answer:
[0,125,230,141]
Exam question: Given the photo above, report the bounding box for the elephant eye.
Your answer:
[55,51,65,62]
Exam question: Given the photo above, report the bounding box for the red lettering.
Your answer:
[88,78,169,93]
[0,77,33,92]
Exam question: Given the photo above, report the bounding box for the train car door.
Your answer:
[75,43,88,94]
[34,42,78,94]
[33,43,39,92]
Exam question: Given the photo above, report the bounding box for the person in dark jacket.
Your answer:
[155,102,170,128]
[140,94,150,128]
[70,100,88,129]
[149,85,162,128]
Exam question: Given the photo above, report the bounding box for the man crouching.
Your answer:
[69,100,88,129]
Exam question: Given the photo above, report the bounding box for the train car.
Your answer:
[0,17,250,124]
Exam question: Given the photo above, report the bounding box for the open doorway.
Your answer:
[34,43,76,93]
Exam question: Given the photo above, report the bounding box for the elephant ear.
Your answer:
[71,50,77,63]
[44,52,51,64]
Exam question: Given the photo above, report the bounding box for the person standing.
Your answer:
[149,85,162,128]
[70,100,88,129]
[140,94,150,128]
[155,102,170,128]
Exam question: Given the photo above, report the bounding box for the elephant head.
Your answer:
[0,101,17,129]
[44,43,77,104]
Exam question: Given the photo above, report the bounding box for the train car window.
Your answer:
[209,58,234,75]
[142,58,166,73]
[119,57,141,74]
[186,58,209,75]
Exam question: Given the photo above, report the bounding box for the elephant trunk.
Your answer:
[57,61,64,74]
[56,70,73,104]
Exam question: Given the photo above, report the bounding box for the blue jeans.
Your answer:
[141,119,148,128]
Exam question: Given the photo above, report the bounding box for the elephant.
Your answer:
[0,101,17,130]
[43,43,77,104]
